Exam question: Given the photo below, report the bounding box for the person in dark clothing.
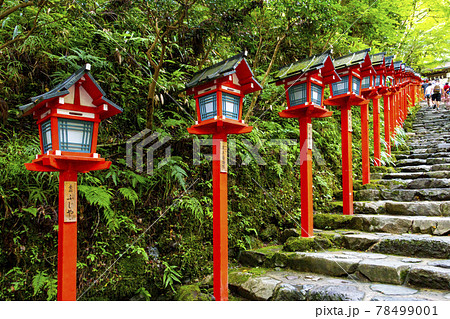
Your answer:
[422,81,429,98]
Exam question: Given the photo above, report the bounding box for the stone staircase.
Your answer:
[229,104,450,301]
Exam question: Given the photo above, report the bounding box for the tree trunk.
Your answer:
[146,43,167,129]
[244,33,287,122]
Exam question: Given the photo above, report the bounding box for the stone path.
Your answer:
[230,102,450,301]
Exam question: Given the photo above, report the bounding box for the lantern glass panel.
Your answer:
[375,75,380,86]
[199,93,217,121]
[222,93,240,120]
[288,83,307,106]
[311,83,323,105]
[361,76,371,89]
[352,77,361,95]
[41,120,52,153]
[332,76,349,96]
[382,75,386,86]
[58,118,93,153]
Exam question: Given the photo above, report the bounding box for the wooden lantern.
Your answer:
[185,52,262,301]
[272,50,340,237]
[19,64,122,301]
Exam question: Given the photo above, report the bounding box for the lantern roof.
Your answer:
[271,50,339,84]
[385,55,394,67]
[370,52,385,67]
[185,51,262,94]
[393,61,403,70]
[405,66,414,74]
[19,64,122,120]
[333,48,371,70]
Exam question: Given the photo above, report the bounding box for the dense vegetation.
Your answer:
[0,0,448,300]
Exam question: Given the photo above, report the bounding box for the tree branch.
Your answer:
[244,32,287,122]
[0,1,49,51]
[0,1,34,21]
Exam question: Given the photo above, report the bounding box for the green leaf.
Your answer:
[23,207,38,217]
[45,277,58,301]
[118,187,139,208]
[32,271,48,296]
[12,25,21,40]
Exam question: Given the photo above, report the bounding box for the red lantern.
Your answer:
[324,49,373,215]
[185,51,262,301]
[272,50,340,237]
[19,64,122,300]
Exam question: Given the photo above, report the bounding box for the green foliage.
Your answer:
[78,185,117,230]
[135,287,152,301]
[32,271,57,301]
[162,261,182,293]
[118,187,139,208]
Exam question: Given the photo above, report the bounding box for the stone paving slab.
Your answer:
[351,214,450,236]
[339,231,450,258]
[352,200,450,216]
[382,171,450,180]
[396,152,450,160]
[357,178,450,190]
[238,248,450,290]
[228,268,450,301]
[356,188,450,201]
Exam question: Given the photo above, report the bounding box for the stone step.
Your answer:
[409,143,450,152]
[237,248,450,292]
[282,229,450,258]
[382,171,450,180]
[399,163,450,172]
[359,178,450,190]
[351,200,450,216]
[352,214,450,236]
[409,137,450,143]
[396,152,450,160]
[314,213,450,236]
[355,188,450,201]
[397,158,450,167]
[228,268,450,301]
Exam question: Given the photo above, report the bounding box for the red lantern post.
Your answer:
[324,49,372,215]
[368,53,388,167]
[19,64,123,300]
[383,56,395,156]
[391,61,404,133]
[359,51,379,184]
[185,52,262,301]
[272,51,340,237]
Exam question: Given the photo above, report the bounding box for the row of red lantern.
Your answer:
[18,51,423,302]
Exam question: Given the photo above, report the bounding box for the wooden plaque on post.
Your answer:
[64,181,77,223]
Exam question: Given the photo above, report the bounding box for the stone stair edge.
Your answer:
[228,267,450,301]
[236,245,450,292]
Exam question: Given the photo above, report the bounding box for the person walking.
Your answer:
[443,82,450,107]
[425,82,433,108]
[431,81,443,111]
[422,80,429,99]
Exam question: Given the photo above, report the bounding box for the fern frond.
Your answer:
[118,187,139,208]
[78,185,112,209]
[32,271,48,296]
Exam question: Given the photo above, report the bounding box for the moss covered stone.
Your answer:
[228,271,253,286]
[283,236,333,252]
[371,166,397,173]
[314,213,354,230]
[175,284,211,301]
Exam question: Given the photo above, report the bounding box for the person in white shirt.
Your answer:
[425,83,433,107]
